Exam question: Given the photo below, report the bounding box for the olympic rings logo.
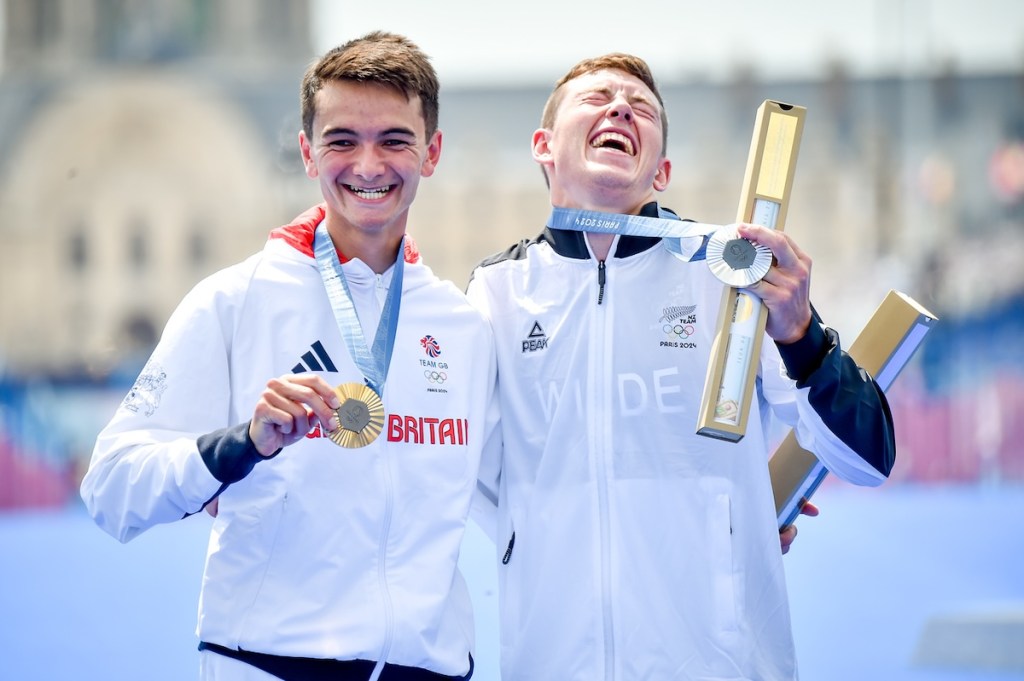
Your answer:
[663,323,695,338]
[424,370,448,384]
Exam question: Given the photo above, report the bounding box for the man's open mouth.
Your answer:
[346,184,394,200]
[590,132,635,156]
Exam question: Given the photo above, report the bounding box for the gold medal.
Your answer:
[329,382,385,448]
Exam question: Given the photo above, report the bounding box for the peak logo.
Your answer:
[522,321,549,353]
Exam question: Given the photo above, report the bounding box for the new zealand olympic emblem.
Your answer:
[658,303,699,349]
[660,304,697,339]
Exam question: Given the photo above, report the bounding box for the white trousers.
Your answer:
[199,650,279,681]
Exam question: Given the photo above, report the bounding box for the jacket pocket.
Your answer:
[707,488,739,635]
[236,491,290,641]
[497,517,523,652]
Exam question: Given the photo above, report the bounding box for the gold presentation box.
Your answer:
[771,290,939,528]
[697,100,806,442]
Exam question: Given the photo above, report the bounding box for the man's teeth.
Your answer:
[590,132,634,156]
[348,185,391,200]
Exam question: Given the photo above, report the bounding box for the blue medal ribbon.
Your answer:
[313,224,405,397]
[546,206,723,262]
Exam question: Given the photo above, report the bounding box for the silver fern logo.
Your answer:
[659,304,696,324]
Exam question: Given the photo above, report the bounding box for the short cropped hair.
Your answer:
[541,53,668,152]
[300,31,440,140]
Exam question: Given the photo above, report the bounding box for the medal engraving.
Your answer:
[338,398,372,432]
[723,238,756,269]
[328,382,385,448]
[705,225,772,287]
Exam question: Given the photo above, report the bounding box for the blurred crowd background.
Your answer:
[1,0,1021,507]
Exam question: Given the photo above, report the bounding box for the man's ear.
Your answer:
[420,130,443,178]
[298,131,317,179]
[532,128,554,166]
[653,157,672,192]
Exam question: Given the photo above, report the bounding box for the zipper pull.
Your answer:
[502,531,516,565]
[597,260,606,305]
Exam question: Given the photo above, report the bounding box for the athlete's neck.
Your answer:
[324,223,404,274]
[586,232,615,261]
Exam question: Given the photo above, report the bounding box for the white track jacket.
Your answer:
[467,206,894,681]
[81,205,500,677]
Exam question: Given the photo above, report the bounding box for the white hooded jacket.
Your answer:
[81,205,500,677]
[467,205,894,681]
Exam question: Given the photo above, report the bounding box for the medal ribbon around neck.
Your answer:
[313,223,405,447]
[546,206,772,286]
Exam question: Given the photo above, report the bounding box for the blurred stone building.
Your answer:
[1,0,1023,382]
[0,0,315,378]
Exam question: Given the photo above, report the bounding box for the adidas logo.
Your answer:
[292,340,337,374]
[522,321,549,353]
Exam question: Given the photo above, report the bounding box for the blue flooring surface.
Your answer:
[1,484,1022,680]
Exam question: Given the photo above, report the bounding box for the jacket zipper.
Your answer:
[591,267,616,680]
[369,439,396,681]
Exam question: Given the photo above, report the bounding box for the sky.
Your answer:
[0,1,1019,84]
[312,0,1024,86]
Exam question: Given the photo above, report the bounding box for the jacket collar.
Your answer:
[267,204,421,264]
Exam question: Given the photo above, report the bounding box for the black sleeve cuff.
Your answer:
[197,422,279,484]
[776,320,831,383]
